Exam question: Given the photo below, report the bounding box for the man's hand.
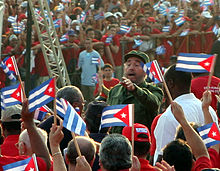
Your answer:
[202,90,212,109]
[154,160,175,171]
[21,98,34,127]
[170,102,187,125]
[75,156,92,171]
[121,77,135,91]
[49,123,64,148]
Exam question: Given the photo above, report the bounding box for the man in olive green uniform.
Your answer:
[107,50,163,133]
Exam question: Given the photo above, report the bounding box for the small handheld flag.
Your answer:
[114,104,133,126]
[2,157,31,171]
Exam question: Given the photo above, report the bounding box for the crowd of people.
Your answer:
[0,0,220,170]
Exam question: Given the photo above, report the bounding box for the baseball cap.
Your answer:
[124,50,150,64]
[201,11,212,19]
[9,34,18,42]
[1,105,22,122]
[122,123,151,142]
[147,17,156,22]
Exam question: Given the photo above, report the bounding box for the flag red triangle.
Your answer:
[5,56,16,73]
[10,84,23,102]
[44,78,55,98]
[25,157,37,171]
[208,122,220,141]
[150,61,163,82]
[198,55,214,72]
[114,105,130,126]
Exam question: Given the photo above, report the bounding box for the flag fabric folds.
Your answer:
[2,157,31,171]
[28,78,55,112]
[1,83,22,108]
[34,105,50,121]
[0,61,17,82]
[176,53,214,73]
[100,105,128,129]
[197,122,220,148]
[62,100,86,136]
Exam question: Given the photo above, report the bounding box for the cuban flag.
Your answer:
[11,23,22,34]
[91,73,98,84]
[57,3,65,11]
[56,98,66,118]
[79,11,86,23]
[156,45,166,55]
[94,12,104,20]
[1,93,6,110]
[91,56,100,65]
[119,25,131,34]
[2,157,31,171]
[28,78,55,112]
[175,17,186,26]
[34,105,50,121]
[176,53,214,73]
[179,10,184,17]
[0,83,22,108]
[114,104,133,126]
[132,39,143,49]
[0,61,17,82]
[198,55,214,72]
[100,105,128,129]
[180,29,190,36]
[24,154,39,171]
[169,6,178,14]
[8,15,17,23]
[203,0,214,6]
[162,26,170,32]
[53,19,62,28]
[65,15,72,25]
[197,122,220,148]
[60,33,69,43]
[61,100,86,136]
[159,6,167,16]
[212,24,219,35]
[3,56,19,76]
[105,35,113,44]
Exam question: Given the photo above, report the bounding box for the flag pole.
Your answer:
[162,79,173,103]
[131,104,134,157]
[207,54,217,90]
[71,132,82,157]
[32,153,39,171]
[53,77,57,125]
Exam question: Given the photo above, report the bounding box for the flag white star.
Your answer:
[121,113,126,118]
[29,168,34,171]
[7,64,12,68]
[204,62,210,66]
[212,131,217,137]
[48,87,53,93]
[16,92,20,97]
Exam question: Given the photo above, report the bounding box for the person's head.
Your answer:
[105,12,116,23]
[57,86,85,114]
[164,64,192,100]
[141,25,151,35]
[18,128,47,156]
[102,64,114,79]
[86,28,95,39]
[175,122,199,141]
[84,101,108,133]
[8,34,18,47]
[99,134,132,171]
[124,50,149,85]
[108,25,117,36]
[137,15,146,26]
[66,136,96,167]
[163,139,193,171]
[122,123,151,157]
[128,21,137,33]
[1,105,22,137]
[84,38,93,51]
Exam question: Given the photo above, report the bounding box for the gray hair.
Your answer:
[99,134,132,171]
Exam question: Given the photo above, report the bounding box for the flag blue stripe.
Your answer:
[101,122,126,128]
[2,157,31,170]
[71,114,78,133]
[80,123,86,136]
[197,123,213,131]
[29,97,54,112]
[178,53,212,58]
[206,140,220,148]
[102,105,127,112]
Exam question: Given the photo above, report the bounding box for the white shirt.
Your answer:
[153,93,218,164]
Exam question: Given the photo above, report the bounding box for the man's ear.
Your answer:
[20,142,27,155]
[166,79,175,89]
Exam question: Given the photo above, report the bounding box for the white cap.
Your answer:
[104,12,115,18]
[114,12,123,18]
[71,20,80,25]
[201,11,212,19]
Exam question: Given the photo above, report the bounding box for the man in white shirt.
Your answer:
[153,65,218,164]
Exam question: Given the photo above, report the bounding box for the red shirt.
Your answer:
[191,75,220,111]
[1,134,19,157]
[94,78,120,98]
[192,156,212,171]
[139,158,155,171]
[34,51,49,77]
[208,148,220,168]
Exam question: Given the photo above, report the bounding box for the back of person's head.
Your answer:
[164,64,192,92]
[175,122,199,141]
[84,101,108,133]
[163,139,193,171]
[1,105,22,135]
[99,134,132,171]
[122,123,151,157]
[66,136,96,166]
[19,128,48,150]
[57,86,83,105]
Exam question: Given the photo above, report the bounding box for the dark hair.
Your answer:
[102,63,113,70]
[163,139,193,171]
[57,86,83,105]
[1,121,21,133]
[66,137,96,165]
[100,134,132,171]
[86,28,94,35]
[164,64,192,91]
[85,101,108,133]
[134,134,151,156]
[175,122,199,141]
